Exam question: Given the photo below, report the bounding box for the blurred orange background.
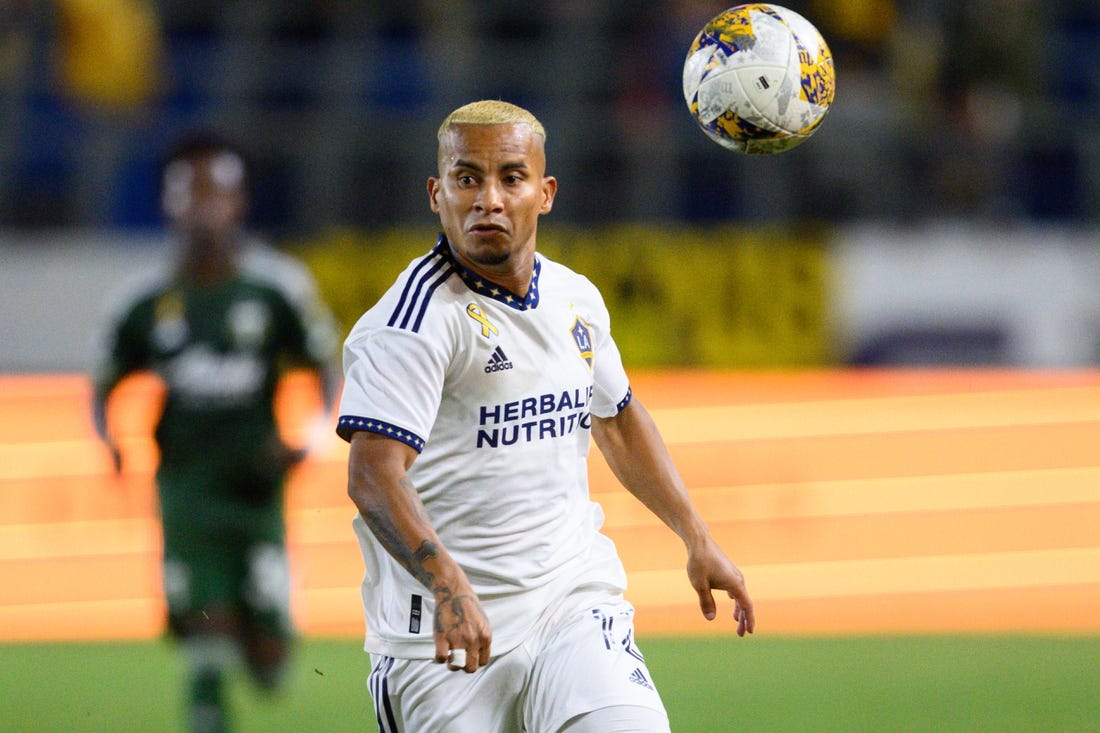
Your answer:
[2,369,1098,641]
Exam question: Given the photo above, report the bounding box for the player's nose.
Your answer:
[474,181,504,212]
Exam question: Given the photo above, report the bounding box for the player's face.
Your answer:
[162,152,247,245]
[429,123,556,280]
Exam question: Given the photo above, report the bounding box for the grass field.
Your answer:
[3,634,1098,732]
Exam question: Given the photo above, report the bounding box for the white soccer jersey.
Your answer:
[338,236,633,658]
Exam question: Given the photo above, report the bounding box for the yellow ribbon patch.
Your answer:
[466,303,499,338]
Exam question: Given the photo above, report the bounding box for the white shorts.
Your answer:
[366,589,670,733]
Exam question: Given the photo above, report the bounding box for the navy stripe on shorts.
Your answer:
[369,655,399,733]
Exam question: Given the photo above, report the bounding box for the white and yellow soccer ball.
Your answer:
[683,4,835,154]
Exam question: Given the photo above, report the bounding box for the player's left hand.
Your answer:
[269,440,308,472]
[281,446,309,469]
[686,535,755,637]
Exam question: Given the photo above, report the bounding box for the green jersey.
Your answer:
[95,251,337,504]
[94,244,338,638]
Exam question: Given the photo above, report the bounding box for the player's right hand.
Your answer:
[433,589,492,673]
[105,441,123,475]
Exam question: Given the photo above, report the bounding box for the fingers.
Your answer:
[730,590,756,637]
[108,444,123,475]
[286,447,308,467]
[434,592,492,673]
[434,641,490,673]
[447,648,466,670]
[691,557,755,634]
[696,586,717,621]
[278,445,308,470]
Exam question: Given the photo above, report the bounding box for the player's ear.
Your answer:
[427,177,441,213]
[540,176,557,214]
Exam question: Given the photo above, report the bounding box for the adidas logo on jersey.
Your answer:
[628,667,655,690]
[484,346,514,373]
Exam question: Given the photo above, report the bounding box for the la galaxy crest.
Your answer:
[570,318,593,369]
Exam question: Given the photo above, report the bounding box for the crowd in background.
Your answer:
[1,0,1098,234]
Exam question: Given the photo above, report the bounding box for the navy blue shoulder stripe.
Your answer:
[408,266,452,332]
[387,245,454,332]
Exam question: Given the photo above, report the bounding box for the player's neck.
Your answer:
[180,236,238,285]
[479,269,531,298]
[451,247,535,298]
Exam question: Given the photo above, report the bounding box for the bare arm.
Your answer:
[91,378,123,474]
[346,430,492,669]
[591,398,755,636]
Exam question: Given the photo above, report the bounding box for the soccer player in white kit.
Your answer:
[338,100,755,733]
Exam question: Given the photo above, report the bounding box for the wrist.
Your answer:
[680,521,712,555]
[425,556,470,599]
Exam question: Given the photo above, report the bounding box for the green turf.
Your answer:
[2,634,1097,732]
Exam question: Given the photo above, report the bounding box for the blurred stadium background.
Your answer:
[1,1,1099,731]
[4,0,1100,370]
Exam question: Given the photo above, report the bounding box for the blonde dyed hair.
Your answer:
[437,100,546,141]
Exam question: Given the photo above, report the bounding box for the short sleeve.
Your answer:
[336,325,449,451]
[588,291,631,419]
[91,294,150,391]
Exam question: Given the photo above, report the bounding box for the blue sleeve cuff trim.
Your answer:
[616,387,633,414]
[336,415,426,452]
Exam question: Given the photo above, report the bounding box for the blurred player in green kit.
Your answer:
[91,132,341,733]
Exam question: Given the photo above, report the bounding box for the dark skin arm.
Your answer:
[91,378,124,474]
[591,398,755,636]
[346,430,491,671]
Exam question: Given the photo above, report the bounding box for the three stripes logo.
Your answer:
[628,667,655,690]
[484,345,514,373]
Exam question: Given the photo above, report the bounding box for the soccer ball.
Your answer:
[682,4,835,154]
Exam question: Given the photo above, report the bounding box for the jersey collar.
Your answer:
[436,234,541,311]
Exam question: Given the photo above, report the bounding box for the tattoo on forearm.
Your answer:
[434,592,478,634]
[363,507,439,588]
[412,540,436,568]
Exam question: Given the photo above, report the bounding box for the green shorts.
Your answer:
[157,466,292,639]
